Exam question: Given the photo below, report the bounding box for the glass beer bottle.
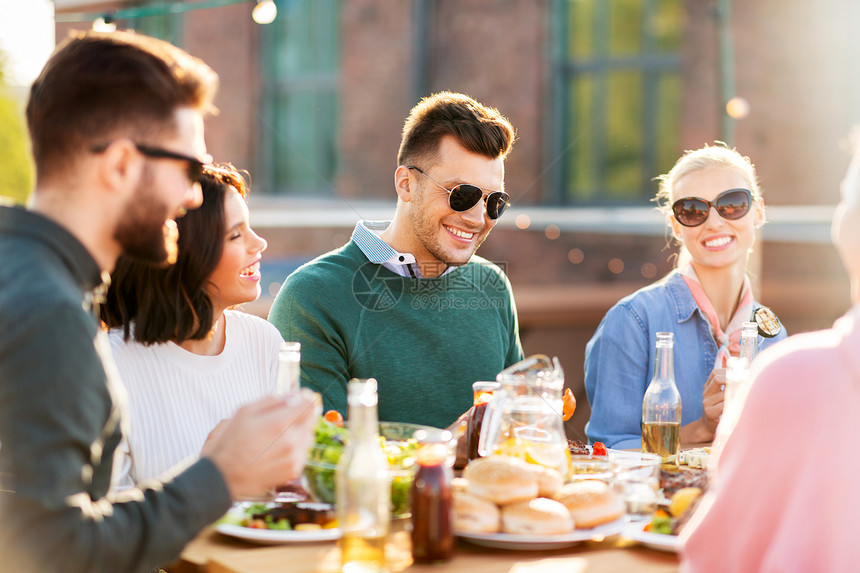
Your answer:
[641,332,681,463]
[410,429,454,563]
[336,379,390,573]
[275,341,301,395]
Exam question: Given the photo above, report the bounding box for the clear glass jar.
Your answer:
[641,332,681,463]
[739,321,758,365]
[479,355,570,476]
[336,379,390,573]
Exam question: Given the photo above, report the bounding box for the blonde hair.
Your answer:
[654,142,763,222]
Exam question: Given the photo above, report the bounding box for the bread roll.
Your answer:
[463,456,539,505]
[529,464,564,498]
[553,480,625,528]
[451,476,469,494]
[453,490,500,533]
[501,497,574,535]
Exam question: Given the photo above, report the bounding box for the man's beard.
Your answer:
[114,167,176,264]
[408,190,488,269]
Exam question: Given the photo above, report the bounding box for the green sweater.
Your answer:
[268,240,523,429]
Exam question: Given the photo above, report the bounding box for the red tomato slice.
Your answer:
[323,409,344,427]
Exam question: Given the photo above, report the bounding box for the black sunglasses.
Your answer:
[672,188,753,228]
[90,141,210,183]
[407,166,510,220]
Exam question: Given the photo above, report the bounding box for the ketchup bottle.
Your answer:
[410,429,454,563]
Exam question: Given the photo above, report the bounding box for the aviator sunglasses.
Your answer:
[407,166,510,220]
[91,141,210,184]
[671,188,753,228]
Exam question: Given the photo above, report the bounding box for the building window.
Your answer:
[553,0,683,205]
[131,5,183,46]
[259,0,340,196]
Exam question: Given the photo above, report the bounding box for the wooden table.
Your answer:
[170,521,678,573]
[170,445,710,573]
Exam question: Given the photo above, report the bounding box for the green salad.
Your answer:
[303,418,420,517]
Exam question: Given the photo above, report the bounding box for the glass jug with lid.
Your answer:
[477,355,570,476]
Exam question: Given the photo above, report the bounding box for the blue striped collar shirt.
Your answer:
[351,220,455,278]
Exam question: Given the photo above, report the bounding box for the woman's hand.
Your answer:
[701,368,726,434]
[681,368,726,444]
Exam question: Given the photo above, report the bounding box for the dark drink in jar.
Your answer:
[411,429,454,563]
[466,381,500,461]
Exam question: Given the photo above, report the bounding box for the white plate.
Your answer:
[214,523,341,545]
[456,518,627,550]
[622,521,680,553]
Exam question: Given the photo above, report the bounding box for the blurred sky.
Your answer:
[0,0,55,87]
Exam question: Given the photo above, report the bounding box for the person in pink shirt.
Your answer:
[680,134,860,571]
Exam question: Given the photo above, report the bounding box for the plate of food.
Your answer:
[454,456,628,551]
[214,501,340,545]
[457,517,628,550]
[622,521,680,553]
[623,486,704,553]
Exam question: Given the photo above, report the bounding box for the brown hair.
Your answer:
[27,29,218,182]
[101,164,250,344]
[397,91,516,169]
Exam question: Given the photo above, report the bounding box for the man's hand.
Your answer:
[446,408,471,470]
[201,391,320,500]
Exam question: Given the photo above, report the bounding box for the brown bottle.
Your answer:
[410,429,454,563]
[466,381,500,461]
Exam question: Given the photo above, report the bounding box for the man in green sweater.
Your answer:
[269,92,524,429]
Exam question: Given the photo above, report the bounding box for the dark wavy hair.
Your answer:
[101,163,250,344]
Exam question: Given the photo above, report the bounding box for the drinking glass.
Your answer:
[611,452,661,520]
[568,455,616,484]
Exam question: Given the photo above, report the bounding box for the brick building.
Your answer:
[53,0,860,438]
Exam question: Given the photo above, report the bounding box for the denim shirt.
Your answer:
[584,272,787,449]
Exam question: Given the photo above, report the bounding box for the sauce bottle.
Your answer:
[336,379,390,573]
[410,429,454,563]
[466,381,500,461]
[641,332,681,463]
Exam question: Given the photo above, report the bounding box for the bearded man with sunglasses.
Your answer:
[584,143,787,450]
[269,92,523,429]
[0,31,319,573]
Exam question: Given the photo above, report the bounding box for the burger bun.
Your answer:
[501,497,574,535]
[528,464,564,498]
[453,490,501,534]
[553,480,625,528]
[463,456,539,505]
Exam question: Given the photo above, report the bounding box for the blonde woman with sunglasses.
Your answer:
[584,143,787,449]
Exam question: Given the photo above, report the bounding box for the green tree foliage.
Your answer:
[0,51,35,205]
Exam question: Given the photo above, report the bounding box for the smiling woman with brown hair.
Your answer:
[101,162,285,489]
